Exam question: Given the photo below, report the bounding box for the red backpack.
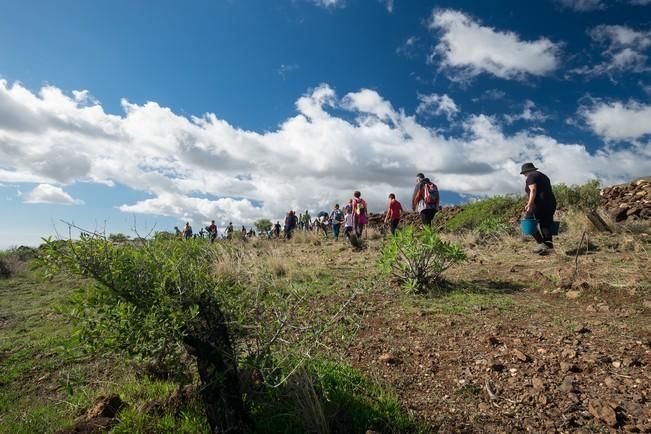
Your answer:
[423,182,440,206]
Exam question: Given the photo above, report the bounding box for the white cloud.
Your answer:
[428,9,561,80]
[555,0,606,11]
[24,184,84,205]
[396,36,420,58]
[416,93,459,120]
[573,25,651,77]
[1,79,649,230]
[504,100,549,124]
[580,99,651,141]
[311,0,344,8]
[277,64,299,79]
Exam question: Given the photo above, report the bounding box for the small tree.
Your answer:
[379,226,465,294]
[108,233,130,243]
[254,219,273,234]
[39,236,248,433]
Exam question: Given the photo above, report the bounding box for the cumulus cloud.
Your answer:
[416,93,459,120]
[24,184,84,205]
[580,99,651,141]
[555,0,606,11]
[428,9,561,81]
[1,79,649,230]
[573,25,651,78]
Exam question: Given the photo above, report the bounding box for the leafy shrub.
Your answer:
[379,226,466,293]
[444,195,524,233]
[254,219,273,233]
[39,236,248,431]
[553,180,601,211]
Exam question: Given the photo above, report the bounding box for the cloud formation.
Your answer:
[1,79,649,229]
[580,99,651,141]
[573,25,651,78]
[428,9,561,81]
[24,184,84,205]
[416,94,459,120]
[555,0,606,11]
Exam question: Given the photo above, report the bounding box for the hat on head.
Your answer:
[416,172,425,179]
[520,162,538,174]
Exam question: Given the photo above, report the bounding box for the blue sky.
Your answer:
[1,0,650,247]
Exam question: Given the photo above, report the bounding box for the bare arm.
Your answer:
[525,184,536,214]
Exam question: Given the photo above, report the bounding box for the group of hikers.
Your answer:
[172,164,557,256]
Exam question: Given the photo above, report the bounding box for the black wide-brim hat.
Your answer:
[520,162,538,174]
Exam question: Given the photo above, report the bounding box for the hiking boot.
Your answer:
[532,243,549,254]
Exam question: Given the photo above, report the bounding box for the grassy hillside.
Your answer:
[1,186,649,433]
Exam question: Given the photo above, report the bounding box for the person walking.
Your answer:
[273,221,282,238]
[225,222,234,240]
[183,222,193,240]
[412,173,439,227]
[284,211,298,240]
[520,162,557,255]
[384,193,404,235]
[207,220,218,243]
[330,204,344,241]
[343,205,353,241]
[302,210,311,231]
[351,191,368,238]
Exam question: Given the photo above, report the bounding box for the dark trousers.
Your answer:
[344,226,352,240]
[389,219,400,235]
[420,209,436,227]
[332,223,341,240]
[533,205,556,247]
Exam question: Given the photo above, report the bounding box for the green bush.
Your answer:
[38,236,249,431]
[553,180,601,211]
[379,226,466,293]
[254,219,273,233]
[444,195,524,233]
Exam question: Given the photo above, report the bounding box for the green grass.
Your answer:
[249,359,428,434]
[442,195,524,233]
[0,266,87,433]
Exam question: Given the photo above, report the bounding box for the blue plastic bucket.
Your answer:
[520,218,538,236]
[551,221,560,236]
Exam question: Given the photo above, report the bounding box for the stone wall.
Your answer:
[600,178,651,222]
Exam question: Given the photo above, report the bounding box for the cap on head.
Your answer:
[416,173,425,180]
[520,162,538,174]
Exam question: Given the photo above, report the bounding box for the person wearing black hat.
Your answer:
[521,162,557,254]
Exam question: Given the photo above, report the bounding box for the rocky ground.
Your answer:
[325,230,651,433]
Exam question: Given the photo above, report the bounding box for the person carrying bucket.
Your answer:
[521,162,557,255]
